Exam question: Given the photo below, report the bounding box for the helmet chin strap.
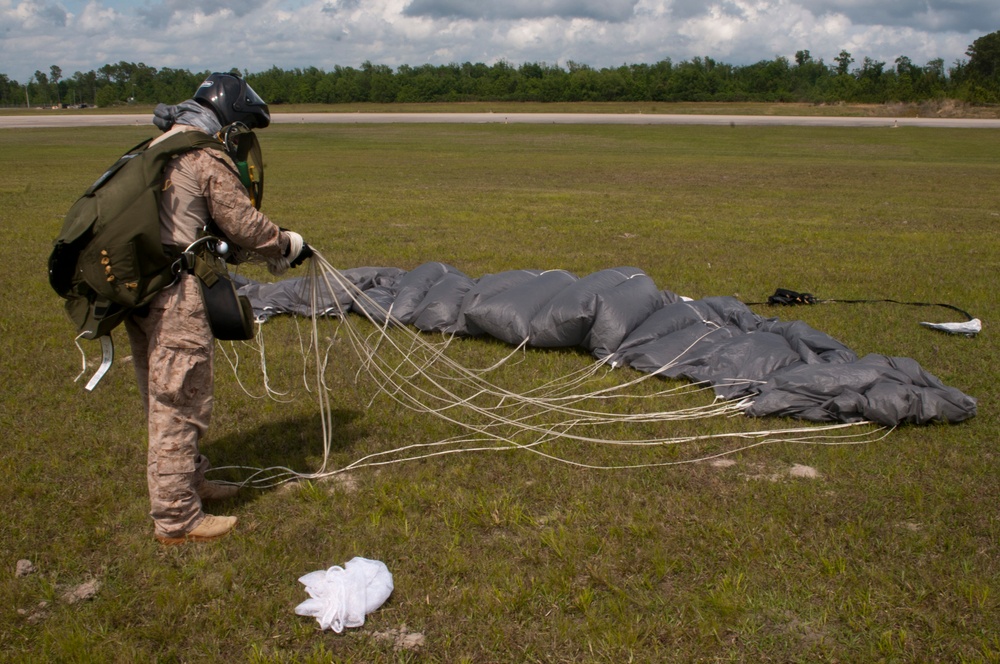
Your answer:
[219,121,252,154]
[217,123,264,209]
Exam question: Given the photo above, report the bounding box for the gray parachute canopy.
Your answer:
[235,263,977,427]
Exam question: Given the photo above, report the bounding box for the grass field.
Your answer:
[1,120,998,662]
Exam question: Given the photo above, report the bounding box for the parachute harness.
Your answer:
[211,252,890,489]
[752,287,981,337]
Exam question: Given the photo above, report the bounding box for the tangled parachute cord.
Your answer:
[211,252,889,488]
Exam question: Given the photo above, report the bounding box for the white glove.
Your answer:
[267,230,305,276]
[267,255,290,276]
[285,231,304,261]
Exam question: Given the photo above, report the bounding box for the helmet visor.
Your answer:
[244,82,267,107]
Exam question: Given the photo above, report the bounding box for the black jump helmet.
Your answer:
[194,72,271,129]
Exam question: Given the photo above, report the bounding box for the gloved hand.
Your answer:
[267,230,311,276]
[284,231,313,268]
[291,242,313,268]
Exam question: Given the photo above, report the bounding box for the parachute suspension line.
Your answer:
[220,258,346,485]
[454,336,530,375]
[216,325,293,403]
[424,423,895,472]
[292,316,314,394]
[212,251,890,488]
[230,420,888,487]
[308,256,337,475]
[255,322,293,402]
[217,340,267,400]
[341,310,750,427]
[73,332,91,384]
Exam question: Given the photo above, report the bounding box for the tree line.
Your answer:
[3,31,999,108]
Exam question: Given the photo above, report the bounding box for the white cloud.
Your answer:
[797,0,997,33]
[403,0,639,22]
[4,0,67,29]
[75,1,123,33]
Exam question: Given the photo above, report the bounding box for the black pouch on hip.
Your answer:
[186,248,255,341]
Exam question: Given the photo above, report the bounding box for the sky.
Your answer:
[2,0,996,84]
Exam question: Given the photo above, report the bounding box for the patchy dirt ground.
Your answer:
[372,624,426,651]
[708,458,822,482]
[61,578,101,604]
[15,559,36,577]
[14,560,101,625]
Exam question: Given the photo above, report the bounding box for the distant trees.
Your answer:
[3,31,999,108]
[963,31,1000,102]
[967,31,1000,79]
[0,73,17,106]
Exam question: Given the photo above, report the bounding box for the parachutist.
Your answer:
[113,72,313,544]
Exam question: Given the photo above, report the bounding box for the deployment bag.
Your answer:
[48,131,228,340]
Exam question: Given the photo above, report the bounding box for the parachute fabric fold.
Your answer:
[747,354,977,425]
[236,267,404,321]
[237,262,977,427]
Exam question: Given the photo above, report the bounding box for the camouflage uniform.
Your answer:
[125,126,288,540]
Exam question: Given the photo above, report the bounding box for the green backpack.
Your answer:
[48,130,228,340]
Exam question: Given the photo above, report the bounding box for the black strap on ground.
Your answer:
[745,288,975,322]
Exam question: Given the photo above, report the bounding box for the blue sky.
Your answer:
[2,0,995,84]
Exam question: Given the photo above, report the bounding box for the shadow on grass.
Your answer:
[200,408,365,501]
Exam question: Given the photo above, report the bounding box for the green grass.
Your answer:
[2,122,998,662]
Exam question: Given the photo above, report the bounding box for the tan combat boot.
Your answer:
[198,480,239,501]
[156,515,238,545]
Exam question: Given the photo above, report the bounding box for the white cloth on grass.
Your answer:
[919,318,981,337]
[294,557,394,632]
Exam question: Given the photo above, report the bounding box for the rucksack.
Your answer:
[48,130,228,340]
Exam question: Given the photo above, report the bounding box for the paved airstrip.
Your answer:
[3,112,1000,129]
